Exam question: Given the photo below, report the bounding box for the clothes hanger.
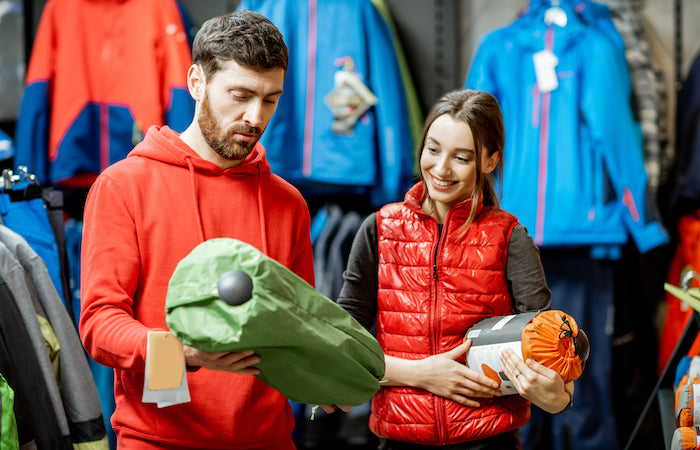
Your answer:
[2,166,42,202]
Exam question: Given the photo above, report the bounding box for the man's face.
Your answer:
[198,60,285,161]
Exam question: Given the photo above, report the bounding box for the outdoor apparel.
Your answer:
[0,226,107,448]
[369,182,534,445]
[14,0,194,187]
[166,237,385,406]
[236,0,415,206]
[0,183,66,307]
[0,373,19,450]
[80,125,315,449]
[465,1,667,254]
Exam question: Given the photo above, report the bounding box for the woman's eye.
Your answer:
[425,146,439,154]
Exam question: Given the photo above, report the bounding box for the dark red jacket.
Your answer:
[371,182,530,445]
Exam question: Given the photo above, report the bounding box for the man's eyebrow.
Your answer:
[228,85,284,97]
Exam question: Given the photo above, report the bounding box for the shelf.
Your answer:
[624,311,700,449]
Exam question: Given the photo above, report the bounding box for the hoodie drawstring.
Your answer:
[257,166,269,255]
[186,156,206,243]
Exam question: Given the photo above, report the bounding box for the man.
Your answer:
[79,11,314,449]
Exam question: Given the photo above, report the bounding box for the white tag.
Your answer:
[544,7,568,27]
[533,49,559,93]
[492,314,516,331]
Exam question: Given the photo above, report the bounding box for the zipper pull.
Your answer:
[433,265,438,281]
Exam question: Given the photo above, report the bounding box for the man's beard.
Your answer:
[199,92,261,161]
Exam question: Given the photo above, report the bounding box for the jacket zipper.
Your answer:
[534,25,555,246]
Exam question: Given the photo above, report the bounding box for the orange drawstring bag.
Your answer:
[521,310,586,384]
[465,310,588,394]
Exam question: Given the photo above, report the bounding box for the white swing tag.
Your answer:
[544,6,568,27]
[533,49,559,93]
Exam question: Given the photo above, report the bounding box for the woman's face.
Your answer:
[420,114,498,222]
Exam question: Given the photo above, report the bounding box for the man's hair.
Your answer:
[192,10,288,79]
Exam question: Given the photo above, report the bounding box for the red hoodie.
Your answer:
[79,126,314,449]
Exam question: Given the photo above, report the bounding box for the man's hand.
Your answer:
[183,345,261,374]
[319,404,353,414]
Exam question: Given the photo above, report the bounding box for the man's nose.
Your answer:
[243,101,263,128]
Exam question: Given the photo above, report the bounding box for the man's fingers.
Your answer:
[319,405,336,414]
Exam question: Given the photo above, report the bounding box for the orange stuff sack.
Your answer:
[465,310,588,395]
[676,375,700,428]
[671,426,700,450]
[521,310,586,384]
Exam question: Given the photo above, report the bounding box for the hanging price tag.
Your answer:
[533,49,559,93]
[544,6,568,27]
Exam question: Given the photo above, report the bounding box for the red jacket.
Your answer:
[80,126,314,449]
[15,0,194,187]
[371,183,530,444]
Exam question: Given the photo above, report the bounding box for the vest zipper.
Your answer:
[433,220,448,445]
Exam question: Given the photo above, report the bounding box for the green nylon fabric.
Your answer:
[1,373,19,450]
[165,238,385,406]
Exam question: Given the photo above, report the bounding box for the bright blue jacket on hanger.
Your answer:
[466,0,667,254]
[236,0,414,206]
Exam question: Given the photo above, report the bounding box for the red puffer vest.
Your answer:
[370,183,531,445]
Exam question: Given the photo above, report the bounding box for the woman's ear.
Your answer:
[482,150,500,174]
[187,64,205,101]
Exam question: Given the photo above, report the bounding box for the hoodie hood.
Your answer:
[129,125,272,176]
[128,125,272,251]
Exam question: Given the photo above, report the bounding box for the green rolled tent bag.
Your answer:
[165,238,385,406]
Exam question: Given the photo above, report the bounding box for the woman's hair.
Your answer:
[192,10,289,80]
[418,89,505,231]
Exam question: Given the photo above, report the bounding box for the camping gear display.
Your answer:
[465,310,589,394]
[165,238,385,406]
[675,375,700,428]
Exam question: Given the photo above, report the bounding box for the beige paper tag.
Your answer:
[148,331,185,390]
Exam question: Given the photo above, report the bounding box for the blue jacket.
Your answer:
[465,1,667,254]
[236,0,414,206]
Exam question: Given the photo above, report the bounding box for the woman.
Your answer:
[334,89,574,449]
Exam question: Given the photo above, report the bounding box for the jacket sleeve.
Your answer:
[581,35,668,253]
[464,31,502,100]
[365,1,414,206]
[79,173,152,371]
[159,0,195,132]
[13,0,55,184]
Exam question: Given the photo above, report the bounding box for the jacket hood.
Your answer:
[508,0,589,53]
[128,125,272,176]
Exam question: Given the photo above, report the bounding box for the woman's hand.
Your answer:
[384,340,501,408]
[499,348,573,414]
[183,345,261,375]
